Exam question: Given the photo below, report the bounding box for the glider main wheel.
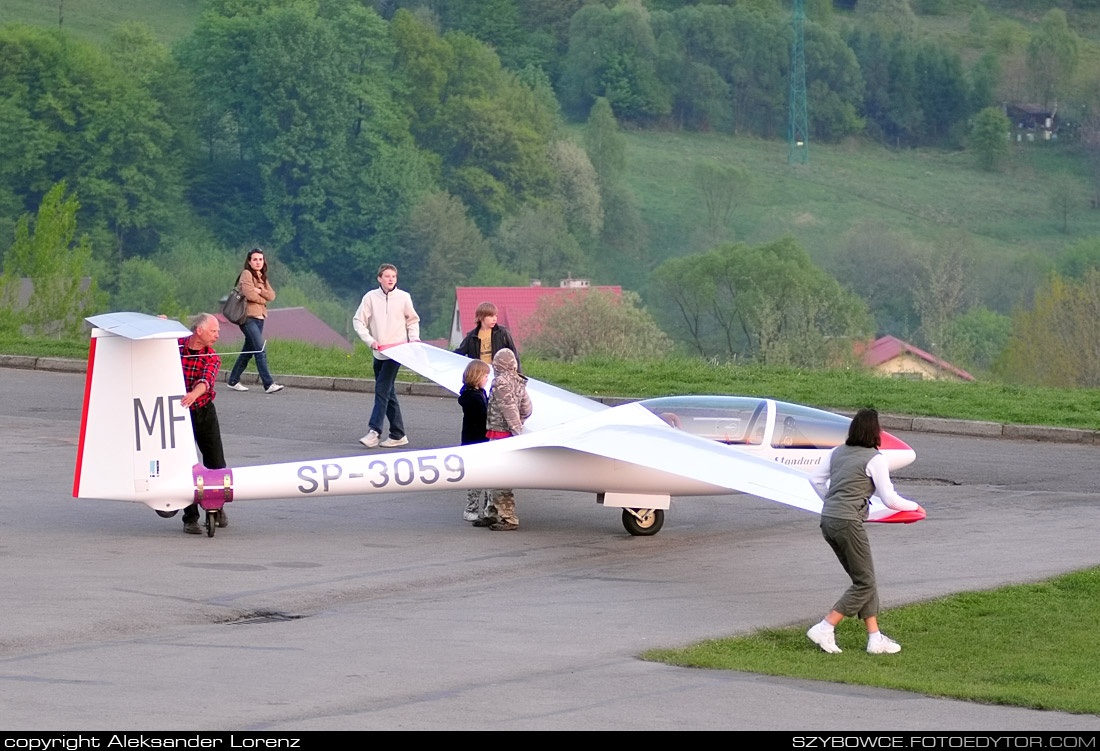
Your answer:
[622,508,664,536]
[205,511,217,537]
[155,509,179,519]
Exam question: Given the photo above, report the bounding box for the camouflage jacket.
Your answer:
[486,348,531,435]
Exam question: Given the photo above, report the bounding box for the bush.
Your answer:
[523,289,671,361]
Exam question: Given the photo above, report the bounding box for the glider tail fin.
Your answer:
[73,313,198,511]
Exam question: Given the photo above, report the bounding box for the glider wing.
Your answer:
[512,402,824,513]
[383,342,607,432]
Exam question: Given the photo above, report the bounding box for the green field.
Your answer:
[620,130,1100,299]
[645,568,1100,715]
[0,0,199,43]
[5,334,1100,429]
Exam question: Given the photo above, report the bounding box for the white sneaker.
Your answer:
[359,430,380,448]
[867,633,902,654]
[462,511,479,522]
[226,381,248,392]
[264,383,284,394]
[379,436,409,448]
[807,622,842,654]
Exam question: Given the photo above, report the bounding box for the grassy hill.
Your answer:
[4,0,1100,318]
[0,0,199,43]
[619,129,1100,308]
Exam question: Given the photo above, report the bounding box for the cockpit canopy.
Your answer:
[638,396,851,449]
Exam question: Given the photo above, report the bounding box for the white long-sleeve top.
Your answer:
[352,286,420,360]
[808,447,919,512]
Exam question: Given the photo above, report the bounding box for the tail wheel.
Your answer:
[622,508,664,536]
[205,511,217,537]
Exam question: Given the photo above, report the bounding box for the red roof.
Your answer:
[452,285,621,348]
[859,335,974,381]
[216,307,352,352]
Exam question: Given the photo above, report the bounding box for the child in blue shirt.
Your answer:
[458,359,491,525]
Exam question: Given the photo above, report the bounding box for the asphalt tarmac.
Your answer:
[3,367,1100,731]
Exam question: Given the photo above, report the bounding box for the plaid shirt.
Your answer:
[178,337,220,410]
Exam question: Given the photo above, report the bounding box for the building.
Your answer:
[1004,103,1057,142]
[216,306,353,352]
[449,282,622,349]
[858,335,974,382]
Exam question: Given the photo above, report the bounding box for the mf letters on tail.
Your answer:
[73,312,200,512]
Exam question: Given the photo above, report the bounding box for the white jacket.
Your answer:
[352,287,420,360]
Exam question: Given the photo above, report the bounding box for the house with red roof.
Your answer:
[449,281,622,350]
[216,306,353,352]
[857,335,974,382]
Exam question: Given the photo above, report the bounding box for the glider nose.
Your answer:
[880,430,916,470]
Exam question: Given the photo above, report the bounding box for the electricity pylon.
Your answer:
[788,0,808,165]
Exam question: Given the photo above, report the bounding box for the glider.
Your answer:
[73,312,924,537]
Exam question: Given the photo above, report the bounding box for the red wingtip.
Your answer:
[869,505,926,524]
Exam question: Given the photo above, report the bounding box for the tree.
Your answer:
[970,107,1011,171]
[0,182,102,337]
[547,140,604,240]
[969,50,1000,112]
[1049,173,1082,234]
[829,220,926,339]
[884,36,923,145]
[1058,236,1100,279]
[999,270,1100,388]
[180,0,432,288]
[722,9,788,138]
[559,0,670,123]
[650,253,713,356]
[914,41,969,146]
[968,6,990,41]
[804,23,865,142]
[1026,9,1080,108]
[433,0,529,69]
[390,14,559,232]
[943,306,1010,374]
[651,237,872,365]
[0,24,189,260]
[396,191,489,335]
[1080,112,1100,210]
[491,205,584,284]
[856,0,918,37]
[913,243,970,358]
[523,289,671,361]
[112,257,187,320]
[650,5,736,132]
[583,97,626,187]
[581,96,647,267]
[693,160,750,242]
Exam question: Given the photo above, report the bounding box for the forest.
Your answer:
[2,0,1100,386]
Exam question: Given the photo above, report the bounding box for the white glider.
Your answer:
[73,313,923,537]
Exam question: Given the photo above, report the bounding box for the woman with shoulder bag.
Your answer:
[226,248,284,394]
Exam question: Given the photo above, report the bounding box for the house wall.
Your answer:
[873,354,965,382]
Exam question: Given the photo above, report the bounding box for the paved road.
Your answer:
[3,367,1100,730]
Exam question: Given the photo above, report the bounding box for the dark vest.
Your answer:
[821,445,879,521]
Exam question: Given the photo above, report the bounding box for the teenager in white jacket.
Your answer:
[352,263,420,448]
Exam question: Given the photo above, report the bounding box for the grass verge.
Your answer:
[5,335,1100,429]
[643,568,1100,715]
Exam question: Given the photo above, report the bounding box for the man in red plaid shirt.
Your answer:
[178,313,227,534]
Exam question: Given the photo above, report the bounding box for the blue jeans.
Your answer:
[370,356,404,439]
[229,317,273,388]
